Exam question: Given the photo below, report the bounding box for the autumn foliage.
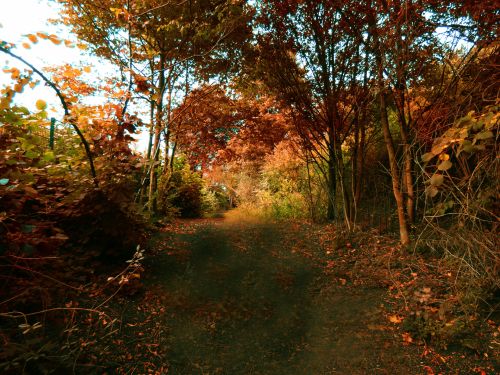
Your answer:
[0,0,498,373]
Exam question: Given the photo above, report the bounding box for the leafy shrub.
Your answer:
[418,104,499,319]
[0,108,148,373]
[159,162,204,218]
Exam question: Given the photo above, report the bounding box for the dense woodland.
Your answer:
[0,0,498,373]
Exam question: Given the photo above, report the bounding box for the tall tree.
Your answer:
[255,0,370,225]
[57,0,252,211]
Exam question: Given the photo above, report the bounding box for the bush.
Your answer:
[159,162,204,218]
[418,104,499,318]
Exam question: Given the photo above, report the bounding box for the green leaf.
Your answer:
[457,114,472,127]
[472,120,484,131]
[460,140,475,154]
[474,130,493,141]
[21,224,35,233]
[24,150,39,159]
[43,151,55,162]
[0,178,9,185]
[21,244,34,255]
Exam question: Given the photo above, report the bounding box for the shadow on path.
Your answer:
[145,220,416,374]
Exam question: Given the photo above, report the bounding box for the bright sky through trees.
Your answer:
[0,0,149,151]
[0,0,81,109]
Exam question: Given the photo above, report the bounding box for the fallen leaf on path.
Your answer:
[388,315,402,324]
[402,332,413,344]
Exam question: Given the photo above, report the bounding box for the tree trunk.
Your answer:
[371,16,410,245]
[139,98,155,207]
[378,85,410,245]
[163,80,173,175]
[326,125,336,221]
[354,114,365,213]
[400,125,415,224]
[148,53,166,213]
[393,1,415,225]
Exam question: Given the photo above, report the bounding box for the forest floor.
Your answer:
[94,214,498,374]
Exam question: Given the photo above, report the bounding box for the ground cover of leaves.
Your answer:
[68,217,498,374]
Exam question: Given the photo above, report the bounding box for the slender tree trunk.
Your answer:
[163,79,173,175]
[305,151,316,221]
[371,17,410,245]
[351,111,364,224]
[353,44,370,224]
[400,124,415,223]
[393,0,415,224]
[139,99,155,206]
[169,141,177,172]
[147,99,155,160]
[335,140,352,230]
[326,126,336,221]
[354,113,365,212]
[379,89,410,245]
[148,53,166,213]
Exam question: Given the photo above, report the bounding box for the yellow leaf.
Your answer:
[426,185,439,198]
[438,153,449,161]
[388,315,402,324]
[430,174,444,186]
[437,159,452,171]
[83,66,91,73]
[421,152,434,163]
[22,43,31,49]
[36,99,47,110]
[0,98,10,110]
[431,143,447,155]
[36,32,49,39]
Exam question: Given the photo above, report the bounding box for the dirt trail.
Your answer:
[139,218,422,374]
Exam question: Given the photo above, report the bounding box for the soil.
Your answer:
[85,216,498,374]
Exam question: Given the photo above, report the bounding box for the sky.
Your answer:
[0,0,85,110]
[0,0,149,151]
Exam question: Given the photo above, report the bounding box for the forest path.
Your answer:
[141,217,418,374]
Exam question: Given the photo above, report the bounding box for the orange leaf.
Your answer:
[388,315,402,324]
[48,34,62,45]
[423,365,434,375]
[402,332,413,344]
[26,34,38,43]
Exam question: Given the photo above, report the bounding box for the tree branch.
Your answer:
[0,44,98,186]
